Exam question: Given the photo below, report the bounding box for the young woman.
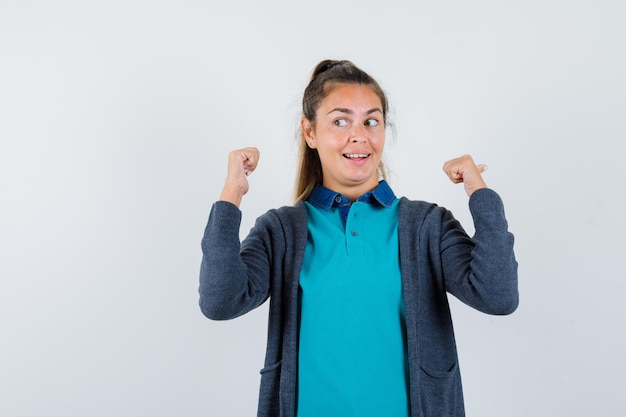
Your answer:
[199,60,518,417]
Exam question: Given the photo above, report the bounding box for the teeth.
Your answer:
[344,153,369,159]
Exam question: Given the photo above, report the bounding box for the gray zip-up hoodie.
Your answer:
[199,188,518,417]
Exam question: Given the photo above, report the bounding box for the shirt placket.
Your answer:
[344,202,363,257]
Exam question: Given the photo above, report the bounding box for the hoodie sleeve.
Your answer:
[198,201,272,320]
[440,188,519,315]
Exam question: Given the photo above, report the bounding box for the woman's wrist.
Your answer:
[219,183,245,207]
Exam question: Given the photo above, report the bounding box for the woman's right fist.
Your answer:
[220,147,260,207]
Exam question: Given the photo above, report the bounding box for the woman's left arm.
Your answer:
[440,155,519,314]
[440,189,519,315]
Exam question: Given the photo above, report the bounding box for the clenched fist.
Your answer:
[220,147,260,207]
[442,154,488,197]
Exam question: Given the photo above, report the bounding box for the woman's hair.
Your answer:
[294,60,390,203]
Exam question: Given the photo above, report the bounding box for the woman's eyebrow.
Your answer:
[326,107,383,115]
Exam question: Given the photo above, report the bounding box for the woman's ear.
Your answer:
[301,118,317,149]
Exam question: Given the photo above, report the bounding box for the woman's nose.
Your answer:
[350,125,367,143]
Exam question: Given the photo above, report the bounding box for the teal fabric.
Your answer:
[298,189,408,417]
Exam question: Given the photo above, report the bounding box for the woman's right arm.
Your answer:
[199,148,270,320]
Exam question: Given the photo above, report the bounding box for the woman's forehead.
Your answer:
[319,84,383,111]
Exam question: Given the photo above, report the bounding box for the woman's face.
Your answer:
[302,83,385,200]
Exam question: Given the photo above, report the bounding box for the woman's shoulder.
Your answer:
[396,197,447,226]
[254,202,308,227]
[266,201,307,216]
[398,196,444,214]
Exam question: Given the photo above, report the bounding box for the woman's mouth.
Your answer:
[343,153,370,160]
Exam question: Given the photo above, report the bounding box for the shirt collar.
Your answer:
[307,180,397,211]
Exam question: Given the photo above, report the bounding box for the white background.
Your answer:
[1,1,625,416]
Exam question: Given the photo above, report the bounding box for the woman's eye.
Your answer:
[334,119,348,127]
[365,118,379,127]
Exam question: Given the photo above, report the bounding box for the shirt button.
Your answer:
[351,230,358,236]
[334,196,342,204]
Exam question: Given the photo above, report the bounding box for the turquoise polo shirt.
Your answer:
[297,181,409,417]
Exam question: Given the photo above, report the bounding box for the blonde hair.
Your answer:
[294,60,390,203]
